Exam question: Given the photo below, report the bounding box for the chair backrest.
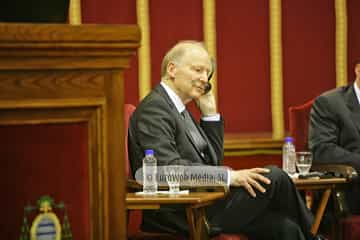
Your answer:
[288,98,315,151]
[124,104,143,236]
[289,100,360,240]
[124,104,136,178]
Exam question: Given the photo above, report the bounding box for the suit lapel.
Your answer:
[181,110,221,165]
[155,85,208,161]
[184,114,208,161]
[344,84,360,133]
[197,123,218,165]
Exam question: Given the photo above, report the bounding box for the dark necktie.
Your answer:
[181,109,208,155]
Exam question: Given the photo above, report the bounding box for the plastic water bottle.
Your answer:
[142,149,158,194]
[282,137,296,175]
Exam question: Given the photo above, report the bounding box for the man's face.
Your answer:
[169,47,211,103]
[355,63,360,80]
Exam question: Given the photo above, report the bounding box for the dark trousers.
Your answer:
[207,166,314,240]
[345,181,360,215]
[142,166,314,240]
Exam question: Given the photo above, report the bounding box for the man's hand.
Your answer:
[195,92,217,116]
[230,168,271,197]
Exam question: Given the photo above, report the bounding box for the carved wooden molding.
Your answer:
[0,23,140,70]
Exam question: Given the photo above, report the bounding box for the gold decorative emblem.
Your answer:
[19,196,72,240]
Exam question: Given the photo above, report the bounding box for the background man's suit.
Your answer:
[129,84,314,239]
[309,83,360,213]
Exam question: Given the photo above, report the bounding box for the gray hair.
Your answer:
[160,40,209,78]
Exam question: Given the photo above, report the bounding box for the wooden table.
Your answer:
[126,192,225,240]
[293,177,348,235]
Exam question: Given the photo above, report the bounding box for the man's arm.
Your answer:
[308,95,360,172]
[196,92,271,196]
[200,119,224,164]
[197,92,224,163]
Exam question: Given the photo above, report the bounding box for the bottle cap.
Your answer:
[284,137,294,143]
[145,149,154,155]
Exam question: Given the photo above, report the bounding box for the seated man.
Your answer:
[129,40,318,240]
[309,60,360,214]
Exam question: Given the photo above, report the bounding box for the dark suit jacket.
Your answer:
[128,84,224,174]
[128,84,224,234]
[309,83,360,173]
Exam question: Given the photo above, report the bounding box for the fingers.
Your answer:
[243,173,268,197]
[243,182,256,198]
[248,177,266,195]
[197,93,217,115]
[250,172,271,185]
[249,168,271,185]
[251,167,271,174]
[230,169,272,197]
[239,176,265,198]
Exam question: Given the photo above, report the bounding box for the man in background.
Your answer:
[309,60,360,214]
[129,40,318,239]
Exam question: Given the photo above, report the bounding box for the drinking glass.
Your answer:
[296,151,313,175]
[164,165,184,194]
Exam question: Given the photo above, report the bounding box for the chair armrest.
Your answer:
[311,163,358,181]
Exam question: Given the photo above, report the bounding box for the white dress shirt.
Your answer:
[354,81,360,105]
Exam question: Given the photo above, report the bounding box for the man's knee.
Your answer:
[265,165,290,183]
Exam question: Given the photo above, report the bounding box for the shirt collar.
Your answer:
[354,81,360,105]
[160,81,186,113]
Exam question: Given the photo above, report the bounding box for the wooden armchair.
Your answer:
[288,99,357,180]
[289,99,360,239]
[124,104,249,240]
